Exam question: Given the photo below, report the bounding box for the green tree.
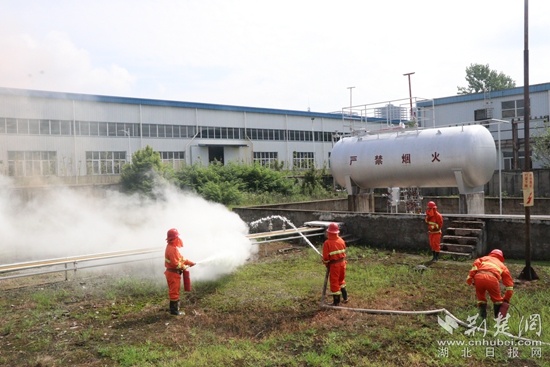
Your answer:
[120,145,174,198]
[457,63,516,94]
[532,117,550,168]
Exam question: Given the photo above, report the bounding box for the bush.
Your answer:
[198,181,243,206]
[175,162,333,205]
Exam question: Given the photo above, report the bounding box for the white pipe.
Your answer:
[249,215,322,257]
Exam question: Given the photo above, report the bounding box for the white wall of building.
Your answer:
[0,88,350,181]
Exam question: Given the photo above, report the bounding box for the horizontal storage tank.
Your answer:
[330,125,497,192]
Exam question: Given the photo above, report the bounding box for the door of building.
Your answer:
[208,146,224,164]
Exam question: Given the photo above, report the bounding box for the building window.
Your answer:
[6,118,17,133]
[502,99,524,119]
[39,120,50,134]
[77,121,89,135]
[502,151,524,170]
[98,122,108,136]
[165,125,173,138]
[17,119,29,134]
[274,129,286,140]
[161,151,185,170]
[85,151,126,175]
[253,152,278,167]
[60,120,72,135]
[293,151,314,169]
[115,123,137,137]
[474,108,493,121]
[7,151,57,177]
[29,119,40,134]
[108,122,117,137]
[158,125,166,138]
[247,128,258,140]
[0,118,72,135]
[89,122,99,136]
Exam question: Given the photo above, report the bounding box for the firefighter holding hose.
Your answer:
[164,228,195,316]
[425,201,443,261]
[322,222,348,306]
[466,249,514,319]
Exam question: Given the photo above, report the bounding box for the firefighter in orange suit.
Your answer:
[466,249,514,319]
[164,228,195,315]
[322,222,348,306]
[425,201,443,261]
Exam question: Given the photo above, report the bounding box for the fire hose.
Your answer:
[319,266,548,346]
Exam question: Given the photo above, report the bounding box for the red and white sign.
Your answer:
[522,172,534,207]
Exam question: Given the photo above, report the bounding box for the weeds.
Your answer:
[1,246,549,366]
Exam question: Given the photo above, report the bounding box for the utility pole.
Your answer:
[347,86,355,130]
[519,0,538,281]
[347,86,355,112]
[403,72,415,122]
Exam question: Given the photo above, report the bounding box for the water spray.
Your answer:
[194,254,225,265]
[249,215,322,257]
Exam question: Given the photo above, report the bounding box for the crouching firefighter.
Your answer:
[322,223,348,306]
[466,249,514,320]
[164,228,195,316]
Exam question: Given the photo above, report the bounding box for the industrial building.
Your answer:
[417,82,550,171]
[0,83,549,187]
[0,88,350,186]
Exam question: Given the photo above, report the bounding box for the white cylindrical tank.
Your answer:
[330,125,497,191]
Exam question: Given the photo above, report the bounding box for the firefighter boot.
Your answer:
[330,295,341,306]
[478,303,487,319]
[494,304,502,319]
[435,252,440,261]
[169,300,182,316]
[341,287,349,303]
[431,251,436,261]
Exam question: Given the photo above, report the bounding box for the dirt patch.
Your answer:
[252,241,306,259]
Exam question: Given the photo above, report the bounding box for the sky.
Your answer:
[1,0,549,113]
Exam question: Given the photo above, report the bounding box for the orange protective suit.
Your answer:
[466,254,514,306]
[322,232,347,295]
[164,237,195,301]
[425,208,443,252]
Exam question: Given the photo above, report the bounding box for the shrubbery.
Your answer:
[120,147,336,205]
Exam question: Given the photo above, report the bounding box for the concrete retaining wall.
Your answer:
[233,204,550,261]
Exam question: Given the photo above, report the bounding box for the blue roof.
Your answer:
[0,87,346,121]
[417,82,550,107]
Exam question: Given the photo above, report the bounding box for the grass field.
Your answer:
[1,242,549,367]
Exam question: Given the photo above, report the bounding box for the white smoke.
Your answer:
[0,176,255,284]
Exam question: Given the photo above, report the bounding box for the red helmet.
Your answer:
[489,249,504,262]
[166,228,179,241]
[427,201,437,209]
[327,222,340,234]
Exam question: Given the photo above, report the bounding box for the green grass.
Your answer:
[1,245,550,366]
